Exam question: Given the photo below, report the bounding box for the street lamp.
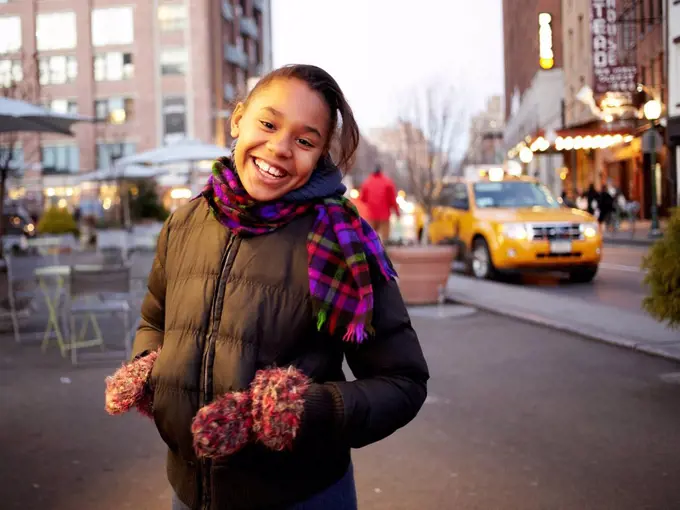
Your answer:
[643,99,662,238]
[519,146,533,175]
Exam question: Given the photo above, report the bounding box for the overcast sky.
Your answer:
[271,0,505,133]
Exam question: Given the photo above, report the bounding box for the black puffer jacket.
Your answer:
[132,198,429,510]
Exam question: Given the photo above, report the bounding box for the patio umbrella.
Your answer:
[0,97,90,135]
[115,139,229,195]
[115,139,228,166]
[77,164,167,183]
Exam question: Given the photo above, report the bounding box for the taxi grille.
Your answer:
[530,223,582,241]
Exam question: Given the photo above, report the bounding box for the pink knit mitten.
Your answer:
[191,392,253,458]
[251,366,310,451]
[105,350,159,417]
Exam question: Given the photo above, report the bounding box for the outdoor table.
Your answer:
[34,264,104,356]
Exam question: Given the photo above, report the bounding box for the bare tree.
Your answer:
[0,51,42,256]
[396,84,467,218]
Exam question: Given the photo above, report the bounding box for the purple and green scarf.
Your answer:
[200,157,397,343]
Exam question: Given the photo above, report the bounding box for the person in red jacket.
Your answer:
[359,165,400,241]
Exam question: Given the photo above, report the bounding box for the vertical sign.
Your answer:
[539,13,554,69]
[591,0,637,94]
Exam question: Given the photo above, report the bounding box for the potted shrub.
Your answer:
[383,86,464,305]
[36,207,79,253]
[642,208,680,328]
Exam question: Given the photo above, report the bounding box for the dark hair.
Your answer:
[243,64,360,172]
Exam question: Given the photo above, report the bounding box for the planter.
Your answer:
[386,244,457,305]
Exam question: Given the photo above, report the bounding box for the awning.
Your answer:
[507,119,637,159]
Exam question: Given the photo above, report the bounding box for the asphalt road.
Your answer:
[455,244,651,314]
[2,309,680,510]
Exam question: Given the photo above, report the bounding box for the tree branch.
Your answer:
[395,82,468,215]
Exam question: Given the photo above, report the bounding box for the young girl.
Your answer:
[105,64,429,510]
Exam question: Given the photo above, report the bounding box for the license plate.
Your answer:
[550,240,572,254]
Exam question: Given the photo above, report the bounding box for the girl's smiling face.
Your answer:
[230,78,331,202]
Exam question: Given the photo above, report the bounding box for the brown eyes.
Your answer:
[258,120,315,149]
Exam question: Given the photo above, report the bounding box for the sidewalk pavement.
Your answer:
[445,274,680,362]
[602,219,667,246]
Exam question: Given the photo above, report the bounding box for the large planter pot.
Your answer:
[386,244,457,305]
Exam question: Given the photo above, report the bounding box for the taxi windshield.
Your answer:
[472,181,560,209]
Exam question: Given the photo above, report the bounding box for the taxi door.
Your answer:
[429,183,470,245]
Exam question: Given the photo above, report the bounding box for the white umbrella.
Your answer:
[77,164,167,183]
[115,138,228,166]
[0,97,90,135]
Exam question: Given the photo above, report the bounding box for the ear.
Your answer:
[230,103,245,138]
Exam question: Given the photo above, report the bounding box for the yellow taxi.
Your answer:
[427,172,602,282]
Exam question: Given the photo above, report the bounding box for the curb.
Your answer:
[446,292,680,364]
[603,237,655,247]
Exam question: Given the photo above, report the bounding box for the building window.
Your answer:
[162,96,187,144]
[0,59,22,87]
[94,52,134,81]
[94,97,134,123]
[92,7,134,46]
[0,146,24,173]
[46,99,78,114]
[39,56,78,85]
[96,142,135,168]
[36,12,77,51]
[160,49,188,75]
[158,4,187,31]
[41,145,79,173]
[0,16,21,53]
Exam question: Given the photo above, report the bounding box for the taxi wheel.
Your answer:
[469,238,496,280]
[568,265,598,283]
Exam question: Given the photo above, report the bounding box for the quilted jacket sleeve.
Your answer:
[131,216,172,359]
[302,272,430,449]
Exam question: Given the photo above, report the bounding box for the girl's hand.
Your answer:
[105,350,160,416]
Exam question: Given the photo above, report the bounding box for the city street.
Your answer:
[521,244,648,314]
[454,244,650,314]
[2,309,680,510]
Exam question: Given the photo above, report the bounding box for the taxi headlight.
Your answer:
[580,222,598,238]
[500,223,529,240]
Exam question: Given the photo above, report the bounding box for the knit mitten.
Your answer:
[251,366,311,451]
[105,350,159,417]
[191,392,253,458]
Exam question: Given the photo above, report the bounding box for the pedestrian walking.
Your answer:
[104,64,429,510]
[359,165,400,241]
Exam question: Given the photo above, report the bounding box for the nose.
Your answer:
[266,132,293,159]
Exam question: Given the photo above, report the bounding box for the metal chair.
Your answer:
[64,264,132,365]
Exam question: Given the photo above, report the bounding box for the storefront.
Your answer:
[507,123,635,201]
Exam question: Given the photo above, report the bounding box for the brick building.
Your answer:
[502,0,563,120]
[0,0,272,212]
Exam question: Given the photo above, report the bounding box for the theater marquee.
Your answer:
[591,0,637,95]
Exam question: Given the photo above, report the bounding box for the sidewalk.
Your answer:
[602,219,667,246]
[445,274,680,361]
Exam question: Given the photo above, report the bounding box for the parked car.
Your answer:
[427,172,602,283]
[1,203,36,255]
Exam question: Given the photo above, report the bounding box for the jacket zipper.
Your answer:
[199,234,238,510]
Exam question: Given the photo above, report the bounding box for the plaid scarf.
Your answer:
[200,157,397,343]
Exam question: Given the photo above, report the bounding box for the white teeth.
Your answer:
[254,158,286,178]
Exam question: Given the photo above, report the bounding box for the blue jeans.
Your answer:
[172,464,358,510]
